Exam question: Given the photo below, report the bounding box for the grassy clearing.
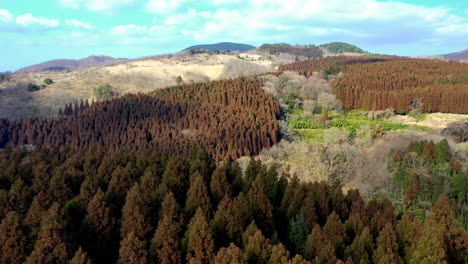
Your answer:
[288,109,430,142]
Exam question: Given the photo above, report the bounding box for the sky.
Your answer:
[0,0,467,71]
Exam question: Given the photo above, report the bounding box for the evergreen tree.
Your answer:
[323,211,346,258]
[118,232,148,264]
[242,222,271,264]
[186,208,215,264]
[288,213,310,254]
[303,224,325,261]
[429,195,467,263]
[269,243,290,264]
[0,211,27,264]
[410,221,448,264]
[247,179,274,235]
[69,247,92,264]
[82,189,116,262]
[404,174,420,206]
[214,243,247,264]
[395,213,422,263]
[435,139,451,163]
[225,193,252,245]
[25,203,68,264]
[121,183,151,239]
[185,171,212,218]
[210,167,231,205]
[344,227,373,264]
[289,254,312,264]
[373,223,402,264]
[422,140,436,162]
[150,192,182,264]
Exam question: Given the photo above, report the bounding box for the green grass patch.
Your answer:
[288,109,414,142]
[294,129,326,142]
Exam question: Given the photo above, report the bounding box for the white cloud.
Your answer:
[146,0,187,13]
[0,9,13,23]
[16,13,60,28]
[110,24,160,36]
[65,19,93,29]
[59,0,137,11]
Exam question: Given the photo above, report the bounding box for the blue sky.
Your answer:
[0,0,467,71]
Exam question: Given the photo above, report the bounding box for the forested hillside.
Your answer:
[280,57,468,113]
[0,78,280,161]
[319,42,366,54]
[258,44,323,59]
[333,59,468,113]
[278,55,397,76]
[0,147,466,264]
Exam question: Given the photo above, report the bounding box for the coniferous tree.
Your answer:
[344,226,373,264]
[242,222,271,264]
[186,208,215,264]
[288,213,310,254]
[303,224,325,261]
[395,213,422,263]
[214,243,247,264]
[185,171,212,218]
[25,203,68,264]
[269,243,290,264]
[121,183,151,239]
[0,211,27,264]
[247,179,274,235]
[323,211,346,258]
[410,220,448,264]
[289,254,312,264]
[404,174,420,206]
[82,189,116,262]
[210,168,231,205]
[150,192,182,264]
[373,223,402,264]
[69,247,93,264]
[118,232,148,264]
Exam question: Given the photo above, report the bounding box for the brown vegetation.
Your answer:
[0,77,281,161]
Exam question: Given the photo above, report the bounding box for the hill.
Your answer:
[319,42,366,54]
[184,42,256,52]
[0,77,280,161]
[16,55,125,73]
[441,49,468,61]
[258,43,323,58]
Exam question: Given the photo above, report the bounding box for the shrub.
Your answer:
[44,78,53,85]
[94,84,115,99]
[176,76,183,84]
[27,83,42,92]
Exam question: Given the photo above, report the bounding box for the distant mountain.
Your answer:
[319,42,366,54]
[17,56,125,73]
[440,49,468,61]
[184,42,256,52]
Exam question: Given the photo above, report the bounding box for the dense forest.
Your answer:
[278,56,396,77]
[0,147,466,264]
[280,57,468,113]
[0,78,280,161]
[319,42,366,54]
[332,59,468,113]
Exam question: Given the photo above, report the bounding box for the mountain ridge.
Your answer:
[16,55,126,73]
[183,42,256,52]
